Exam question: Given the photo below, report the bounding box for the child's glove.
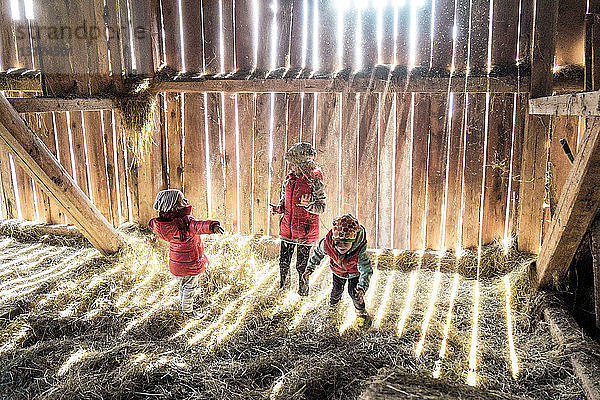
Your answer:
[212,222,224,234]
[354,288,365,303]
[301,269,313,282]
[269,203,283,214]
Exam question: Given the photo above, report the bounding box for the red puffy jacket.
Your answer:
[279,170,322,243]
[149,205,217,277]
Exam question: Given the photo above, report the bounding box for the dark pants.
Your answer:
[330,274,366,312]
[279,241,311,293]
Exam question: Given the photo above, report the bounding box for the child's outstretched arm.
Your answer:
[357,247,373,292]
[189,219,224,235]
[301,237,326,281]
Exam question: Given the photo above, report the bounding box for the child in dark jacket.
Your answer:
[302,214,372,326]
[270,142,326,296]
[149,189,224,319]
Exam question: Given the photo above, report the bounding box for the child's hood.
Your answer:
[149,205,193,240]
[348,225,367,254]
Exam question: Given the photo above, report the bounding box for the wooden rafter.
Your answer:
[0,93,122,255]
[530,90,600,116]
[8,98,115,113]
[153,75,528,94]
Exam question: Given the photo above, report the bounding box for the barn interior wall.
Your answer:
[0,0,585,253]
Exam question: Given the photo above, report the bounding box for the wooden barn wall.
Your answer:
[0,0,563,253]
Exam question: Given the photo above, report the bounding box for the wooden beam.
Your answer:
[541,292,600,400]
[152,75,529,94]
[8,98,115,113]
[530,91,600,116]
[537,117,600,287]
[0,93,122,254]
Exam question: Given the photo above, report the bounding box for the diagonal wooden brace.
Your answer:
[0,93,123,255]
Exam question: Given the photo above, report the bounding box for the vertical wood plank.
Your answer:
[269,94,288,236]
[0,147,17,218]
[340,93,359,217]
[235,0,254,70]
[414,0,433,67]
[238,93,255,234]
[39,112,64,223]
[342,9,358,68]
[380,6,395,65]
[395,6,410,66]
[68,111,90,197]
[392,93,412,250]
[377,93,395,248]
[481,95,514,244]
[26,114,48,223]
[84,111,112,222]
[253,93,270,235]
[425,95,449,251]
[104,0,124,90]
[130,0,157,76]
[54,112,73,178]
[103,110,120,226]
[112,111,130,223]
[357,94,379,246]
[0,0,18,70]
[410,94,429,250]
[461,93,486,249]
[182,94,209,218]
[301,94,314,144]
[14,158,35,221]
[443,93,466,250]
[166,93,183,190]
[507,93,527,236]
[318,0,336,71]
[315,93,340,232]
[481,0,520,245]
[361,8,377,68]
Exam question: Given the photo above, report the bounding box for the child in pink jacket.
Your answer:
[149,189,224,319]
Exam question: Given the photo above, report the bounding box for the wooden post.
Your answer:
[0,94,122,253]
[518,0,558,254]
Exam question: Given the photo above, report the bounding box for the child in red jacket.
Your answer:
[149,189,224,319]
[302,214,372,327]
[270,142,326,296]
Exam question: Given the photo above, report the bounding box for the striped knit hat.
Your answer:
[153,189,183,213]
[332,214,361,242]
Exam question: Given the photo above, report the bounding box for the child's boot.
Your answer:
[298,277,309,296]
[355,312,371,329]
[183,309,205,319]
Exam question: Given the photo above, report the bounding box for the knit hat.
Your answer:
[153,189,184,213]
[285,142,317,174]
[331,214,361,242]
